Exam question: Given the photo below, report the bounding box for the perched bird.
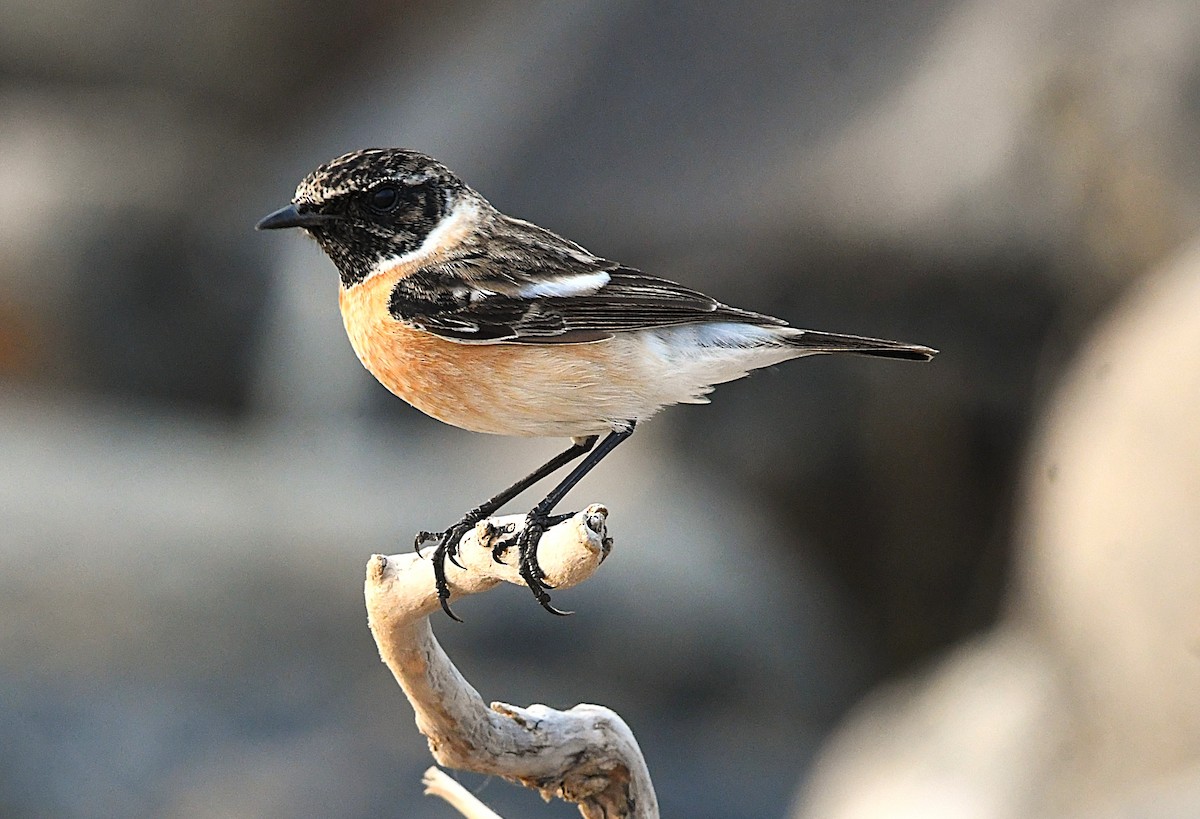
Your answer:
[257,148,936,619]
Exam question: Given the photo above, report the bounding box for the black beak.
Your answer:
[255,203,336,231]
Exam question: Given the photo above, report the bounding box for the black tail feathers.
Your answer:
[787,330,937,361]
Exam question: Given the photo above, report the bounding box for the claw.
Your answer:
[490,522,519,564]
[439,524,469,570]
[414,530,438,556]
[514,513,573,614]
[534,592,574,617]
[418,516,483,620]
[431,542,464,623]
[439,593,464,623]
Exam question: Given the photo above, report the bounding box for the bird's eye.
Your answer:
[368,186,399,213]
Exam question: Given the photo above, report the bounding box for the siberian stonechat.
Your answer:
[258,148,936,619]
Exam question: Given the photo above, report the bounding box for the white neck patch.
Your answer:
[363,197,480,283]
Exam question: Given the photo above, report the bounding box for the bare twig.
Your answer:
[422,767,503,819]
[365,505,658,818]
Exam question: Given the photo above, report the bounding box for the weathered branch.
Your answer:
[422,766,502,819]
[364,504,659,819]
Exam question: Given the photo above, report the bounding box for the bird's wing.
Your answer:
[443,214,624,299]
[388,266,785,344]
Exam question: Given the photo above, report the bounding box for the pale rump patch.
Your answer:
[339,270,808,438]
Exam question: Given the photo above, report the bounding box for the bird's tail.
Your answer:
[784,329,937,361]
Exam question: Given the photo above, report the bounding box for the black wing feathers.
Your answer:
[389,267,785,344]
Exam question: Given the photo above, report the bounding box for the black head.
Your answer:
[257,148,470,287]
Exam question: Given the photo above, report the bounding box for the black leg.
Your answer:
[513,423,636,615]
[423,436,598,621]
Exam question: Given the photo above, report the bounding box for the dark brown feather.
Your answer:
[389,267,785,344]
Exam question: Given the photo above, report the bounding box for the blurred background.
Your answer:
[2,1,1199,817]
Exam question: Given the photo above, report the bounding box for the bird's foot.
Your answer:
[415,515,484,622]
[488,514,570,565]
[487,522,518,563]
[417,510,577,619]
[510,510,575,616]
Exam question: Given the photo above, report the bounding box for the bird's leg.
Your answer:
[418,436,598,560]
[512,423,635,616]
[420,436,598,621]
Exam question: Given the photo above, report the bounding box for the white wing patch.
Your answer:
[516,270,611,299]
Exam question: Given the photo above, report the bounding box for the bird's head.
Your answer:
[257,148,474,287]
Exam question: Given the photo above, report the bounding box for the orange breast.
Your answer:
[338,269,631,438]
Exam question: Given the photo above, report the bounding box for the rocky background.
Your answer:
[2,2,1198,817]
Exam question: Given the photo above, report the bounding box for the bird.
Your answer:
[257,148,936,620]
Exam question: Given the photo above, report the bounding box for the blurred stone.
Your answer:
[791,236,1200,818]
[1018,237,1200,814]
[792,629,1065,819]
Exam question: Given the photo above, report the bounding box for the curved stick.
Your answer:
[365,505,659,818]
